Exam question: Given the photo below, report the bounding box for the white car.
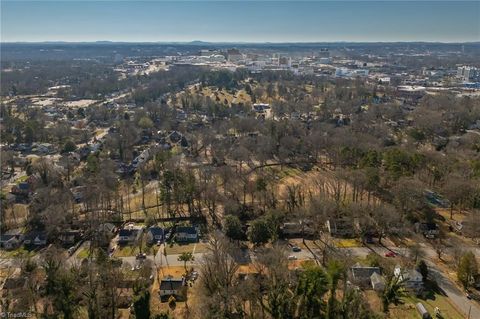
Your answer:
[287,255,297,260]
[190,271,199,280]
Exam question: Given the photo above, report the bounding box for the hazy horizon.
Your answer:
[1,1,479,43]
[2,40,480,44]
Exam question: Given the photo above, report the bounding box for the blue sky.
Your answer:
[1,1,479,42]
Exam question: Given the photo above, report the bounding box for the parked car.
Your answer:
[385,251,396,257]
[136,253,147,260]
[190,271,199,281]
[292,246,301,252]
[287,255,298,260]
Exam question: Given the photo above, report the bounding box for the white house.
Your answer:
[23,231,47,247]
[0,233,23,250]
[394,265,424,294]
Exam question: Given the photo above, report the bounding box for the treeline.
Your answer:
[1,60,132,97]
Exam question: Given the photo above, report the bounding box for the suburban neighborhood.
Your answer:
[1,2,480,318]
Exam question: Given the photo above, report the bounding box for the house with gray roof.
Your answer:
[159,277,186,300]
[176,226,198,243]
[394,265,424,295]
[351,263,381,288]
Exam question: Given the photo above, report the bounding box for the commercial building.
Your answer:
[457,66,479,82]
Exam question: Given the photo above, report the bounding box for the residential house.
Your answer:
[326,218,357,238]
[159,277,186,300]
[175,226,198,243]
[12,143,32,153]
[351,263,381,288]
[474,274,480,290]
[0,229,24,250]
[23,231,47,248]
[58,230,83,247]
[33,143,55,155]
[176,109,188,122]
[118,227,142,245]
[425,190,449,208]
[180,136,189,148]
[146,227,165,245]
[131,149,151,169]
[0,235,23,250]
[450,220,463,234]
[59,152,81,167]
[415,222,440,239]
[370,272,385,292]
[11,175,37,196]
[78,145,91,160]
[167,131,183,144]
[280,221,315,238]
[98,222,116,234]
[11,182,33,202]
[253,103,270,112]
[15,182,31,194]
[394,265,424,295]
[70,186,86,203]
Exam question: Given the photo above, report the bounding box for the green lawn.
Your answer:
[334,238,362,248]
[165,242,208,255]
[113,245,137,257]
[0,246,36,258]
[388,303,421,319]
[399,282,464,319]
[113,240,157,257]
[76,248,93,259]
[262,165,301,180]
[403,294,463,319]
[15,175,29,183]
[367,281,465,319]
